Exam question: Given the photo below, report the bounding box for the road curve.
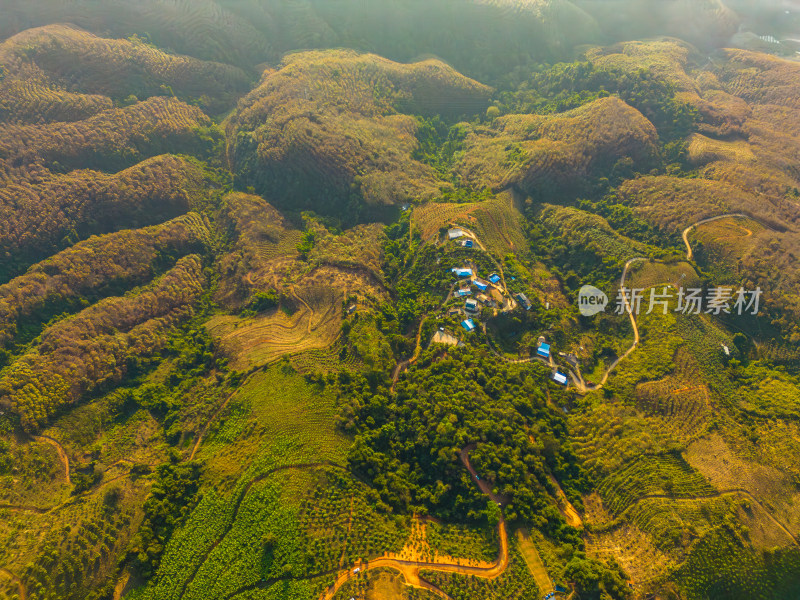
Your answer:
[681,213,758,261]
[32,434,70,485]
[319,446,509,600]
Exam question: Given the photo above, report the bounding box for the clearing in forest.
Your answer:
[515,529,554,595]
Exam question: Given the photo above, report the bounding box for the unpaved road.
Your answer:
[32,434,70,485]
[682,213,754,261]
[319,446,509,600]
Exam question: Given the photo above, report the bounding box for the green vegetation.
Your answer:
[339,342,586,539]
[3,7,800,600]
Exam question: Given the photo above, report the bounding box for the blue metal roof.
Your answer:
[461,319,476,332]
[488,274,501,284]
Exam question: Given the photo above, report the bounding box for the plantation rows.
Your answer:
[469,193,528,258]
[413,201,479,240]
[0,154,209,279]
[21,501,135,600]
[0,211,209,347]
[0,76,112,124]
[297,470,409,565]
[586,522,675,587]
[144,464,409,600]
[289,341,362,374]
[598,453,716,515]
[635,377,710,442]
[422,547,541,600]
[425,522,498,563]
[0,96,210,173]
[677,527,800,599]
[625,495,737,554]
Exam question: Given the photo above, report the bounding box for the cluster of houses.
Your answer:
[446,248,569,388]
[450,266,507,319]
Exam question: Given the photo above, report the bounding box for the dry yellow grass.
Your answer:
[625,261,701,291]
[692,216,763,255]
[585,523,676,588]
[412,191,528,256]
[687,133,756,165]
[206,283,342,371]
[684,434,800,537]
[413,201,481,241]
[455,96,658,196]
[515,529,553,595]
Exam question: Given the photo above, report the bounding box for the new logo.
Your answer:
[578,285,609,316]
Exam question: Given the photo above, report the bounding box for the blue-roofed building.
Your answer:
[464,239,474,248]
[457,288,472,296]
[473,278,489,292]
[452,267,473,278]
[536,343,551,359]
[488,273,501,284]
[461,319,476,332]
[552,372,568,386]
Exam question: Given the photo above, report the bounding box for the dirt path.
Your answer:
[112,569,131,600]
[320,446,509,600]
[682,213,754,261]
[391,316,428,389]
[0,567,26,600]
[32,434,70,485]
[177,462,342,600]
[547,474,582,528]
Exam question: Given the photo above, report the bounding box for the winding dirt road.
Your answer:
[681,213,759,261]
[32,434,70,485]
[189,372,257,460]
[319,446,509,600]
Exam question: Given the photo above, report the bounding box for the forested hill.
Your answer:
[2,3,800,600]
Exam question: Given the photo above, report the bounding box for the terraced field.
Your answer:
[598,453,716,515]
[412,191,527,257]
[586,522,676,587]
[206,284,342,370]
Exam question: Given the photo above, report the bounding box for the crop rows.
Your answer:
[422,546,541,600]
[586,522,675,587]
[677,527,800,599]
[635,376,710,442]
[598,453,716,515]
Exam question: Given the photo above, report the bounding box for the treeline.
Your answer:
[0,255,205,431]
[338,342,587,544]
[0,212,209,349]
[495,59,699,142]
[0,154,210,280]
